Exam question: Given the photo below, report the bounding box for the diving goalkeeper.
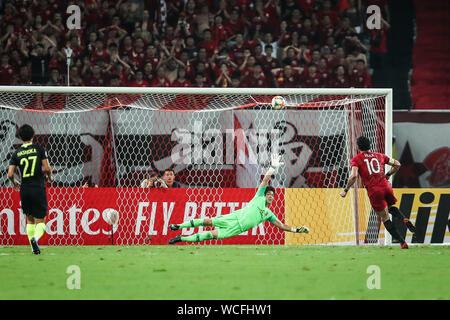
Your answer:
[168,154,309,244]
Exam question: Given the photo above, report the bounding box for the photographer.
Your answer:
[140,172,168,188]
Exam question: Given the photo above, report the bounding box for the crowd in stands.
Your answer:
[0,0,389,88]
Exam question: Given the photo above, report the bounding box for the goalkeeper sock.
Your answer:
[383,219,405,244]
[26,224,35,242]
[179,219,204,229]
[181,231,213,242]
[34,223,46,241]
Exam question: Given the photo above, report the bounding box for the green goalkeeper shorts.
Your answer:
[211,212,243,240]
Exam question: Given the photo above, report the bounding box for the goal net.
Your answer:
[0,87,392,246]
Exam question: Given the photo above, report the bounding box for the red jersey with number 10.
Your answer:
[350,152,391,189]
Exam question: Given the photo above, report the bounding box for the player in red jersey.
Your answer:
[340,136,416,249]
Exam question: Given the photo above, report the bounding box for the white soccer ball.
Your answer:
[271,95,286,110]
[103,208,119,226]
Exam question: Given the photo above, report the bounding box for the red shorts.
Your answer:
[367,185,397,212]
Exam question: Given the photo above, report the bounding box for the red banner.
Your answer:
[0,188,285,245]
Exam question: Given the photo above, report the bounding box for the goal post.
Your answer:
[0,86,392,246]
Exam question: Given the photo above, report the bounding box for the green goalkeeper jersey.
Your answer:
[234,186,277,231]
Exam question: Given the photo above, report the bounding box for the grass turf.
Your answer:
[0,245,449,300]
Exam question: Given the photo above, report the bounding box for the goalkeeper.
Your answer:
[168,154,309,244]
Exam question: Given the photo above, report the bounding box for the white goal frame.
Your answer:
[0,86,393,246]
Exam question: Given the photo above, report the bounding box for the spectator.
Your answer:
[302,63,325,88]
[301,18,319,45]
[129,37,146,69]
[334,17,356,45]
[183,35,198,60]
[225,8,248,38]
[140,172,168,188]
[311,49,321,65]
[239,49,257,78]
[46,67,62,86]
[142,62,155,84]
[317,0,339,26]
[281,46,303,68]
[183,0,197,28]
[320,45,334,68]
[260,0,281,33]
[329,47,347,70]
[0,53,15,85]
[230,71,242,88]
[277,20,292,49]
[317,57,332,85]
[197,29,219,58]
[172,67,192,87]
[342,0,364,31]
[129,70,149,87]
[272,64,303,88]
[164,56,186,84]
[260,44,281,84]
[151,66,171,87]
[136,9,159,40]
[241,63,268,88]
[162,169,181,188]
[28,44,51,84]
[317,14,335,46]
[109,74,121,87]
[92,39,110,65]
[211,14,234,42]
[84,64,108,86]
[120,35,134,58]
[329,65,350,88]
[280,0,301,21]
[13,65,32,85]
[215,61,233,87]
[144,43,160,71]
[194,5,214,38]
[346,43,368,71]
[287,8,303,34]
[99,24,128,48]
[82,180,99,188]
[350,58,372,88]
[229,33,247,66]
[192,61,212,86]
[258,32,278,59]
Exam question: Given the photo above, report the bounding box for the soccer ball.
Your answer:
[271,96,286,109]
[103,208,119,226]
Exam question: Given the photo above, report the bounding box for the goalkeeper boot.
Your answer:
[403,218,416,233]
[30,237,40,255]
[400,242,409,249]
[169,224,180,231]
[169,235,182,245]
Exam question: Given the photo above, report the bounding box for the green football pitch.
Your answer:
[0,245,448,300]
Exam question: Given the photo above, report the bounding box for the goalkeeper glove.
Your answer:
[293,226,309,234]
[271,153,284,168]
[267,154,284,175]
